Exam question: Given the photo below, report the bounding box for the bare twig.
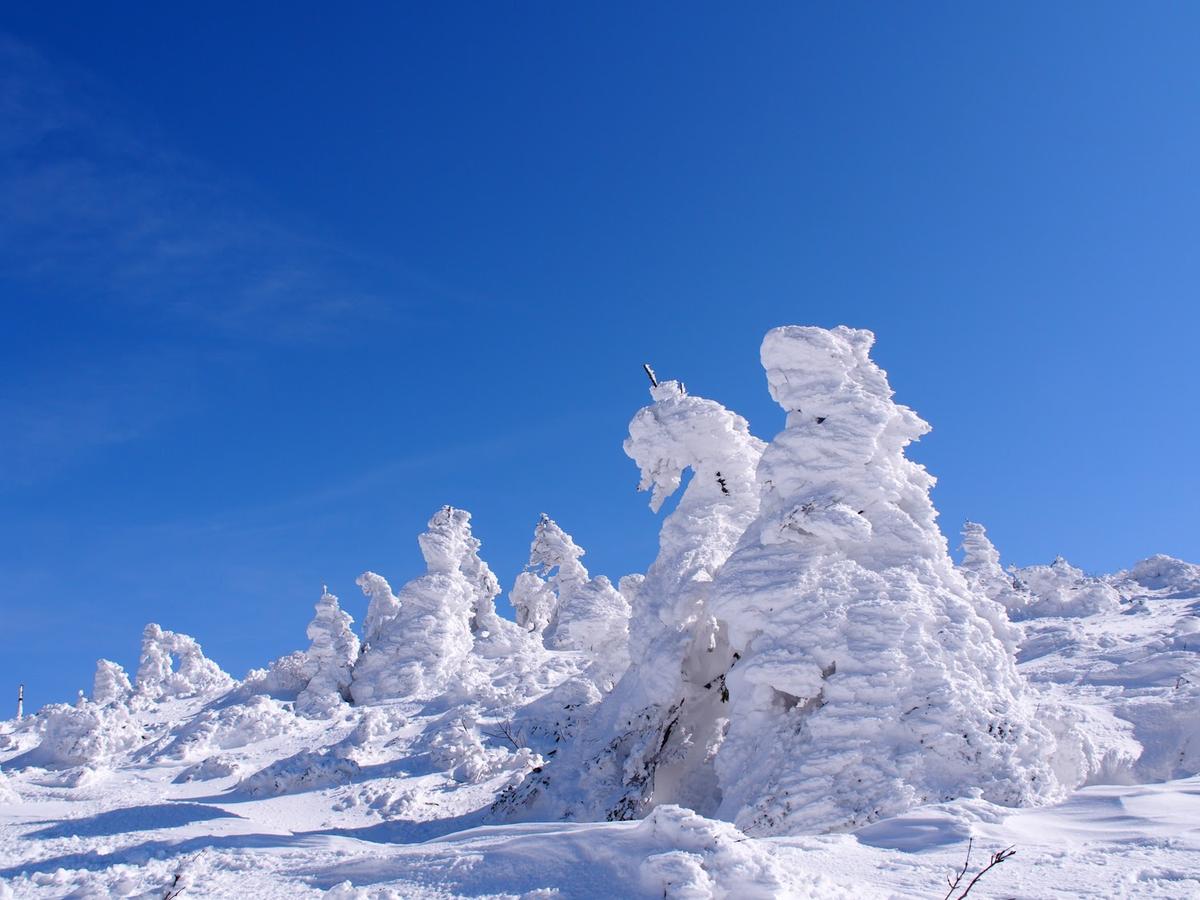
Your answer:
[163,873,185,900]
[643,363,659,387]
[943,841,1016,900]
[483,721,527,750]
[955,846,1016,898]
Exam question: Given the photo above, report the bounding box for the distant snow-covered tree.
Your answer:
[1011,556,1122,618]
[135,624,233,701]
[511,514,631,687]
[350,507,501,703]
[357,571,401,650]
[92,659,132,706]
[957,522,1028,650]
[296,586,361,718]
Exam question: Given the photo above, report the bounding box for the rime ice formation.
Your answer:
[20,700,140,767]
[1122,554,1200,594]
[705,326,1062,834]
[510,569,557,635]
[350,507,502,703]
[257,651,310,698]
[960,522,1034,622]
[135,624,233,700]
[357,571,401,649]
[510,515,631,687]
[1012,556,1123,618]
[91,660,132,706]
[516,378,766,822]
[295,587,360,718]
[956,523,1028,653]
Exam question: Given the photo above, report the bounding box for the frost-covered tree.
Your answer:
[510,514,631,686]
[958,522,1030,646]
[92,659,132,706]
[296,586,361,718]
[1011,555,1122,618]
[357,571,401,650]
[510,516,573,635]
[24,701,141,767]
[510,569,557,635]
[350,507,501,703]
[588,377,765,820]
[503,379,764,822]
[705,326,1063,835]
[1119,554,1200,594]
[135,624,233,701]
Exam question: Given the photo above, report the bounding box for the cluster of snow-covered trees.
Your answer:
[11,324,1198,838]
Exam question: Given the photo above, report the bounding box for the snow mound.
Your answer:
[253,650,311,699]
[1120,554,1200,595]
[1019,553,1200,784]
[18,700,141,768]
[0,767,20,804]
[154,694,301,762]
[425,714,543,785]
[1012,556,1122,618]
[239,745,361,797]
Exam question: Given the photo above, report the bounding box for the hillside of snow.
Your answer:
[2,326,1198,899]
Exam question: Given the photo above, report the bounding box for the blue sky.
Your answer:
[2,4,1197,710]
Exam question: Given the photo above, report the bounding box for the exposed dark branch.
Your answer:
[955,846,1016,898]
[483,720,527,751]
[643,363,659,387]
[943,841,1016,900]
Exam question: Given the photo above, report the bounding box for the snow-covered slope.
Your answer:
[2,325,1198,899]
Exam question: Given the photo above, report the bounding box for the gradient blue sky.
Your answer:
[3,4,1197,710]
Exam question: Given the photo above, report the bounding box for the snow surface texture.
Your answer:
[3,325,1199,898]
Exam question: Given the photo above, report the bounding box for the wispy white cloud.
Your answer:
[0,34,470,484]
[0,33,428,342]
